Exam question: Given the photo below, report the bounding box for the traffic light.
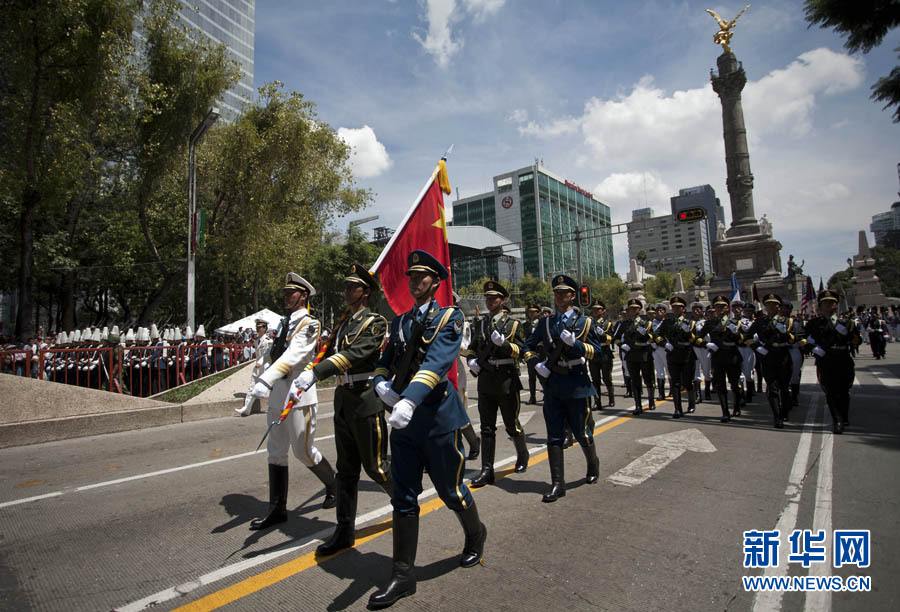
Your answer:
[676,207,706,223]
[578,284,591,308]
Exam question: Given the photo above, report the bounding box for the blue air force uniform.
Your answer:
[367,250,486,611]
[523,274,602,503]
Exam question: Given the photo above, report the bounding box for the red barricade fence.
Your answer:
[20,342,254,397]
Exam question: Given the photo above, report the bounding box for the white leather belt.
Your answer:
[340,371,374,385]
[488,358,515,366]
[557,358,585,367]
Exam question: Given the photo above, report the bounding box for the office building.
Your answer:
[670,184,725,246]
[452,164,615,281]
[870,202,900,248]
[627,208,713,275]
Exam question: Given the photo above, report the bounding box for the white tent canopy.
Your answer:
[214,308,282,336]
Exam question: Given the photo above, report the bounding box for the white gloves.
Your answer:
[535,361,551,378]
[375,380,401,407]
[812,346,827,358]
[706,342,719,352]
[560,329,576,346]
[664,342,674,352]
[249,381,270,398]
[835,323,848,336]
[388,398,416,429]
[620,343,631,352]
[756,346,769,356]
[806,336,816,346]
[637,326,648,336]
[289,369,316,402]
[680,322,691,332]
[490,329,505,346]
[727,323,738,334]
[467,358,481,375]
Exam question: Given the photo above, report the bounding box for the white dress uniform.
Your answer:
[693,318,712,383]
[237,333,273,416]
[737,316,756,390]
[257,307,323,467]
[651,317,668,380]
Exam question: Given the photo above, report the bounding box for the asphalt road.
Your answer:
[1,350,897,612]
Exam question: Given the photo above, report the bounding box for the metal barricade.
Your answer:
[38,347,113,391]
[1,348,32,378]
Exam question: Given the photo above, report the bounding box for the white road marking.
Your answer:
[606,428,716,487]
[804,428,834,612]
[752,395,820,612]
[872,370,900,388]
[114,412,626,611]
[0,434,335,510]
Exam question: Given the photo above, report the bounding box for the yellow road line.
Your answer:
[174,412,639,612]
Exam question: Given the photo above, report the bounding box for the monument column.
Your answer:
[711,52,757,237]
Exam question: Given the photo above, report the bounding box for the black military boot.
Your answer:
[704,380,712,401]
[623,377,632,398]
[632,382,643,416]
[250,463,288,530]
[718,392,731,423]
[542,445,566,503]
[672,384,683,419]
[757,377,763,393]
[512,433,529,473]
[317,476,357,556]
[607,386,615,408]
[308,457,337,509]
[469,434,495,488]
[527,391,537,405]
[692,380,701,410]
[455,504,487,567]
[745,379,753,403]
[647,384,656,411]
[461,423,480,460]
[732,389,742,417]
[790,384,800,407]
[769,394,784,429]
[368,513,418,609]
[657,378,666,400]
[563,427,575,448]
[582,441,600,484]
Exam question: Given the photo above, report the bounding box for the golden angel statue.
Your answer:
[705,5,750,53]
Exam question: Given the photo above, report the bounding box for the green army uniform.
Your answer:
[311,263,391,556]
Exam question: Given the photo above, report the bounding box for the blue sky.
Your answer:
[254,0,899,284]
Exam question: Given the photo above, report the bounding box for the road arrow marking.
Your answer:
[606,428,716,487]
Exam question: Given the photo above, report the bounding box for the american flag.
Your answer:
[800,276,816,315]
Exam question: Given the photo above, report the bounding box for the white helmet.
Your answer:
[150,323,160,340]
[58,331,69,345]
[91,329,102,342]
[196,324,206,338]
[125,328,135,343]
[110,325,120,337]
[71,329,82,342]
[185,326,194,340]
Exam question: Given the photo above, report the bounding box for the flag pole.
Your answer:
[370,145,454,274]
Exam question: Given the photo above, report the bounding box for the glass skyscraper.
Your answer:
[452,165,615,282]
[177,1,255,122]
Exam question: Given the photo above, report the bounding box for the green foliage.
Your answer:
[643,271,677,305]
[589,276,628,313]
[513,273,553,309]
[873,245,900,297]
[827,268,853,297]
[804,0,900,121]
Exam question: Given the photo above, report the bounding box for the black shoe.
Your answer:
[309,458,337,509]
[368,513,418,610]
[455,505,486,568]
[632,406,643,416]
[582,443,600,484]
[563,431,575,448]
[775,418,784,429]
[541,445,566,503]
[512,434,529,473]
[527,395,537,405]
[648,399,656,411]
[833,421,844,434]
[673,409,683,419]
[470,435,495,487]
[607,389,615,408]
[466,436,481,461]
[317,522,355,556]
[250,464,288,530]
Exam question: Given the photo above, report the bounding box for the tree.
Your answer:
[805,0,900,121]
[828,268,854,298]
[513,274,552,309]
[643,271,676,304]
[589,276,628,313]
[873,245,900,297]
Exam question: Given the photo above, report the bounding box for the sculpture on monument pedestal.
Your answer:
[786,254,805,279]
[705,5,750,54]
[759,213,772,236]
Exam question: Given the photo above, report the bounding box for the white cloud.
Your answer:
[518,116,580,138]
[506,108,528,123]
[593,172,674,213]
[413,0,506,67]
[337,125,393,179]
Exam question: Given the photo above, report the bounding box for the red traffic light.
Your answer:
[578,284,592,307]
[676,207,706,223]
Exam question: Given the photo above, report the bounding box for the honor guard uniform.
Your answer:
[522,304,542,404]
[755,294,794,428]
[617,298,657,415]
[246,273,337,530]
[290,264,392,557]
[804,290,861,433]
[237,318,273,416]
[588,299,616,409]
[650,303,670,401]
[736,302,757,403]
[658,296,698,418]
[704,295,744,422]
[369,250,485,609]
[781,301,805,407]
[453,291,481,461]
[523,274,601,503]
[691,302,713,403]
[467,281,530,488]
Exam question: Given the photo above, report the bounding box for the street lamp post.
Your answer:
[187,107,219,330]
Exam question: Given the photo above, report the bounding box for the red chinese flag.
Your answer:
[371,160,458,386]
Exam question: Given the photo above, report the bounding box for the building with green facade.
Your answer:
[451,164,615,284]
